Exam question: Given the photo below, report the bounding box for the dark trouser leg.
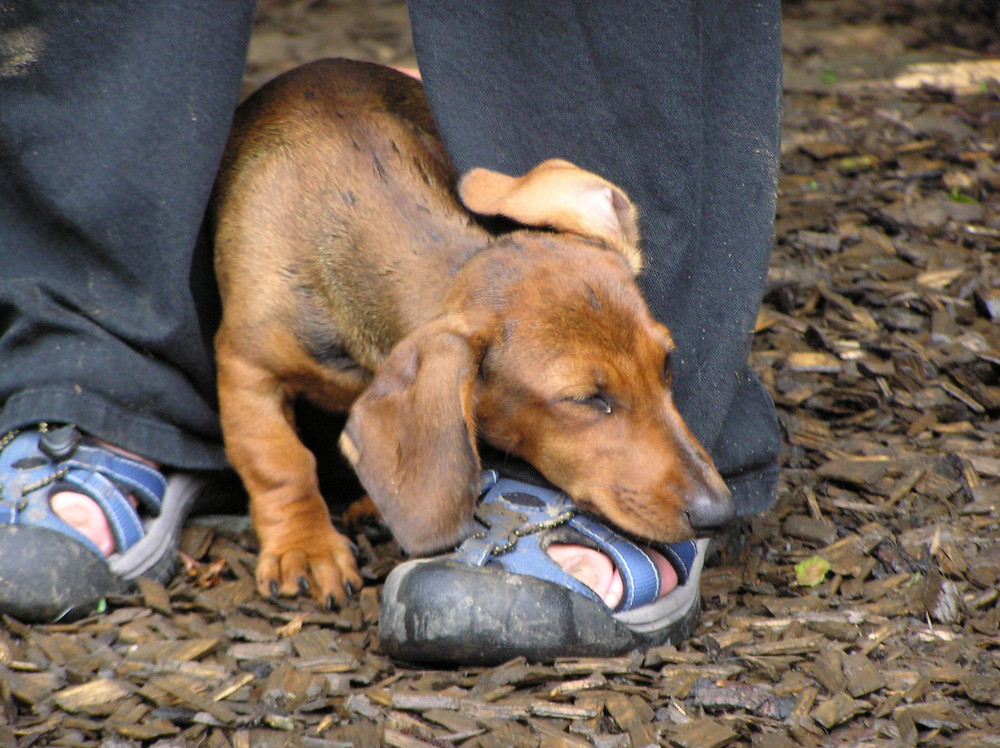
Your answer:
[0,0,255,470]
[409,0,782,516]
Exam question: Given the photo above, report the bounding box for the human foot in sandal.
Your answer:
[379,471,708,665]
[0,424,205,622]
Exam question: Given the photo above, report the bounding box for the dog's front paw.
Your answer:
[256,528,363,609]
[342,494,384,530]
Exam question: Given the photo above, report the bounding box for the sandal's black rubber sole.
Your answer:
[0,524,126,622]
[378,558,701,666]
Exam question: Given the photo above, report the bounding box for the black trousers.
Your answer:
[0,0,782,515]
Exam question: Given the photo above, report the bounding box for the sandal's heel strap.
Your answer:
[61,470,147,552]
[67,443,167,512]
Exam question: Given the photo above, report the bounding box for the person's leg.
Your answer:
[0,0,254,469]
[409,0,782,514]
[0,0,254,620]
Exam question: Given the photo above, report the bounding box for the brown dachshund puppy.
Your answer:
[212,58,733,607]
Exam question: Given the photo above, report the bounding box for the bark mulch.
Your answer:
[2,2,998,746]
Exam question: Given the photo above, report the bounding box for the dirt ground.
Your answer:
[2,2,998,747]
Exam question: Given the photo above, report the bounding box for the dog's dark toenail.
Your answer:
[298,576,310,594]
[325,594,336,611]
[344,581,356,597]
[269,580,279,598]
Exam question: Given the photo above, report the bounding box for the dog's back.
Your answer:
[214,59,483,373]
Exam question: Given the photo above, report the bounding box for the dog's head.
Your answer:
[339,160,733,555]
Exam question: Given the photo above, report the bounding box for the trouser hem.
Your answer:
[0,387,227,471]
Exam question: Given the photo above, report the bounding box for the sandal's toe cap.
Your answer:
[0,525,125,622]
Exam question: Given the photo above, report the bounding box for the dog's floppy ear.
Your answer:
[458,158,642,274]
[339,315,487,555]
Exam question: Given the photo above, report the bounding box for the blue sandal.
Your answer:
[0,424,204,622]
[379,470,706,665]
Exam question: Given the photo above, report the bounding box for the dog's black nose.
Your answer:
[685,489,736,534]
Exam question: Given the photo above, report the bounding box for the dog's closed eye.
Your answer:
[572,393,614,415]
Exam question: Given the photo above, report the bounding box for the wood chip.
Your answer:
[53,678,132,712]
[667,718,738,748]
[530,701,598,720]
[391,692,461,711]
[383,727,439,748]
[842,652,885,697]
[783,515,839,544]
[688,678,794,719]
[734,634,827,657]
[228,640,293,660]
[137,577,173,615]
[786,351,843,373]
[811,692,865,729]
[553,655,641,676]
[224,612,277,642]
[152,674,239,724]
[603,693,657,748]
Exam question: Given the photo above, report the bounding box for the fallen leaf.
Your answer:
[796,556,832,587]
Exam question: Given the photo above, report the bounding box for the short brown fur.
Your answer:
[212,59,731,605]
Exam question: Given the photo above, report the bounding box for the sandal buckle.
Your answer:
[39,425,81,461]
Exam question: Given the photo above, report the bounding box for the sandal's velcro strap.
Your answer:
[60,471,146,552]
[567,514,662,612]
[657,540,698,586]
[65,444,166,513]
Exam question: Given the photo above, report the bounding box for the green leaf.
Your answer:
[948,188,976,204]
[795,555,831,587]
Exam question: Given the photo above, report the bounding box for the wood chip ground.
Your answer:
[2,1,998,746]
